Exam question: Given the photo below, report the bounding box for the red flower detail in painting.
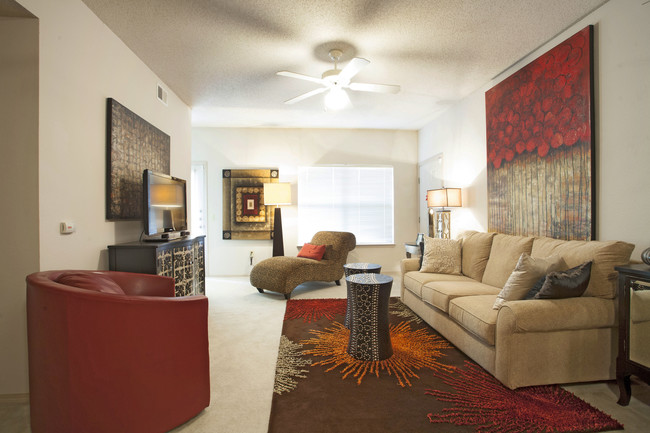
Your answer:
[284,298,347,323]
[426,361,623,433]
[486,27,591,169]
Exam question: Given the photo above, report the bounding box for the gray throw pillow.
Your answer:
[534,261,593,299]
[524,275,547,300]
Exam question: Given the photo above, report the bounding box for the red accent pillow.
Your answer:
[56,272,125,295]
[297,243,327,261]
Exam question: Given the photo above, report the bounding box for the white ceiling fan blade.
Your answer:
[277,71,326,85]
[337,57,370,84]
[349,82,401,94]
[283,87,328,105]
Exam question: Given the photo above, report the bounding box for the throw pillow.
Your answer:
[297,243,327,260]
[56,272,125,295]
[523,275,547,300]
[419,236,462,275]
[534,261,593,299]
[492,253,566,310]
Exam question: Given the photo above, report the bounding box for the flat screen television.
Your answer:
[143,169,188,237]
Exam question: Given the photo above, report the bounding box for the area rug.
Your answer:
[268,298,623,433]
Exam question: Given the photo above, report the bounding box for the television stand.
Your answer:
[108,235,205,296]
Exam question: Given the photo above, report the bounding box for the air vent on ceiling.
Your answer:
[157,83,168,106]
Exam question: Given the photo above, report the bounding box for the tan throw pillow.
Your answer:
[493,253,566,310]
[420,236,462,275]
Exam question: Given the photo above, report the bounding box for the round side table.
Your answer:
[345,273,393,361]
[344,262,382,277]
[343,263,382,328]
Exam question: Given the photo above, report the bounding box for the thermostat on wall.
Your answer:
[60,222,75,234]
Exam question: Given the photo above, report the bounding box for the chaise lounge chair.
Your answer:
[250,231,356,299]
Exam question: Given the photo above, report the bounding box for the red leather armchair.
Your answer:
[26,270,210,433]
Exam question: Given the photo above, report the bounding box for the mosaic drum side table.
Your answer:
[345,273,393,361]
[343,263,382,328]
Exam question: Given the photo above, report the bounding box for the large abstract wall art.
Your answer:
[486,26,594,240]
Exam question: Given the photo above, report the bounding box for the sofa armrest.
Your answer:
[498,296,616,333]
[399,258,421,298]
[400,258,420,274]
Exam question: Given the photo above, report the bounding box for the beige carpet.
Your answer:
[2,275,649,432]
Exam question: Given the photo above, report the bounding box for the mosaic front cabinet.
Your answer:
[108,236,205,297]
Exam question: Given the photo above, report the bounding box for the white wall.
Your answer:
[0,15,39,396]
[418,0,650,258]
[192,128,419,275]
[19,0,192,272]
[2,0,193,395]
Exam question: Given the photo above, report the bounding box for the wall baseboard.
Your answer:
[0,393,29,404]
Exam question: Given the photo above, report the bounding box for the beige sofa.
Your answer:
[400,231,634,389]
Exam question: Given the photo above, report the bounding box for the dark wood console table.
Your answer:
[615,264,650,405]
[108,235,205,297]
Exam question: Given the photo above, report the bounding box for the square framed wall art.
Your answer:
[222,168,279,240]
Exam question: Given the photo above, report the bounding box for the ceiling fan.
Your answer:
[277,49,401,110]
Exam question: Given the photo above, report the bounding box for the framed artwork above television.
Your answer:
[106,98,170,220]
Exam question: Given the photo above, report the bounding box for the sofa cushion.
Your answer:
[420,237,462,275]
[421,280,500,313]
[457,231,496,281]
[531,237,634,299]
[56,272,125,295]
[403,271,473,299]
[534,261,592,299]
[449,295,499,346]
[482,234,534,288]
[493,253,566,310]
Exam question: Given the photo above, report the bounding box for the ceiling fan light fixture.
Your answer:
[324,87,350,110]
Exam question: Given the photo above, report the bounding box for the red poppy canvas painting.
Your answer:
[485,26,594,240]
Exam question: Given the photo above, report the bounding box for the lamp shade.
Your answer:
[263,182,291,206]
[427,188,462,208]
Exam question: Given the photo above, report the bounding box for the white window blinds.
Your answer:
[298,166,394,245]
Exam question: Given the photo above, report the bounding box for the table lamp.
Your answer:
[264,182,291,256]
[427,187,462,239]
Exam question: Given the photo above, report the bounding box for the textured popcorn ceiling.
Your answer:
[79,0,609,129]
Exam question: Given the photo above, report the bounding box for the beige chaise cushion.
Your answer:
[457,231,496,281]
[531,237,635,299]
[421,280,501,312]
[482,234,535,288]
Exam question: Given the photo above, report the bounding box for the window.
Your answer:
[298,166,394,245]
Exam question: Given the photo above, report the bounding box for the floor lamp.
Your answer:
[263,182,291,256]
[427,187,462,239]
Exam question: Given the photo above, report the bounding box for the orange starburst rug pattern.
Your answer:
[284,298,347,323]
[301,320,454,387]
[426,361,623,433]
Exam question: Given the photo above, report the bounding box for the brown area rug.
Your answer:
[268,298,623,433]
